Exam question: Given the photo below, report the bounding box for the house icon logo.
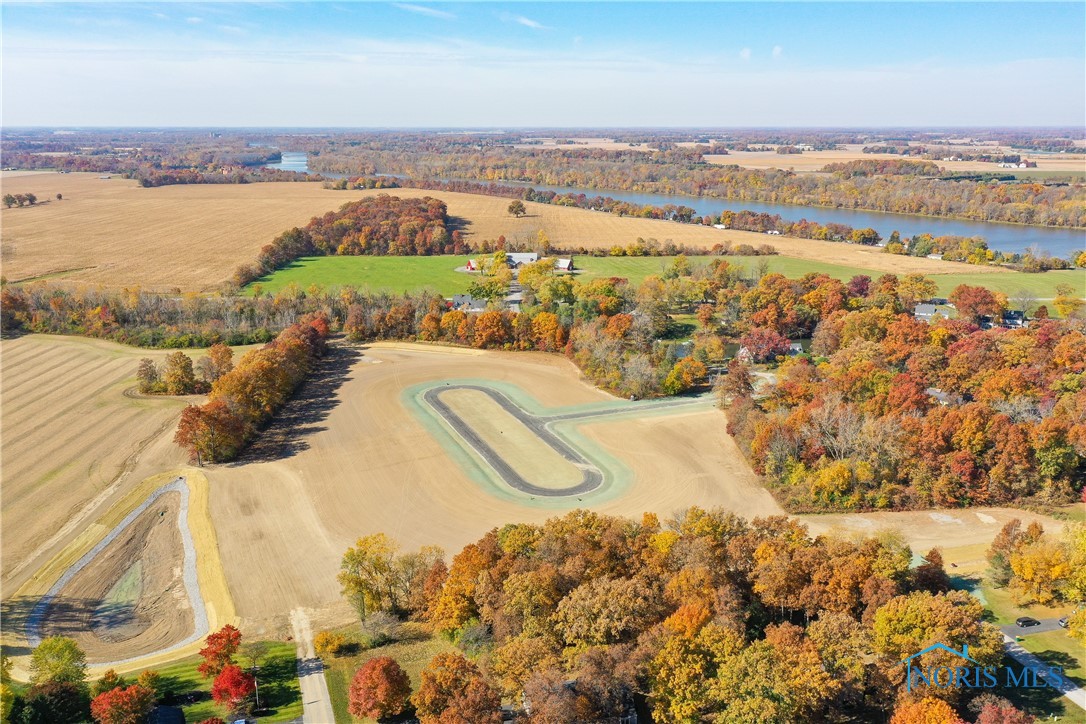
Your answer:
[900,643,976,692]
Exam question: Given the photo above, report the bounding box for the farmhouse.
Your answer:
[451,294,488,311]
[914,303,940,322]
[507,252,539,268]
[555,258,575,272]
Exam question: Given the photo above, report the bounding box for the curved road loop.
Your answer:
[423,384,706,497]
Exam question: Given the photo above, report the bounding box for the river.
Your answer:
[265,153,1084,257]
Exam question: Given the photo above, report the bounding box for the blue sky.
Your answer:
[3,2,1084,127]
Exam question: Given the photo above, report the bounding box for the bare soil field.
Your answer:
[0,335,199,590]
[39,491,194,662]
[0,171,997,292]
[205,343,785,632]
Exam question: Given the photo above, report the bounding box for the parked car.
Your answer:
[1016,616,1041,627]
[1058,616,1069,628]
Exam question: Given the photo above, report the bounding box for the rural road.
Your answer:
[1002,634,1086,711]
[290,608,336,724]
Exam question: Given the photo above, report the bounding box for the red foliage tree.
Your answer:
[738,326,792,363]
[90,684,156,724]
[412,652,501,723]
[948,284,1001,324]
[211,664,255,716]
[348,656,412,720]
[198,625,242,678]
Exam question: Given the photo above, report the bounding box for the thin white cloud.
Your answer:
[739,47,751,61]
[186,17,203,25]
[501,12,549,30]
[772,45,783,58]
[393,3,455,21]
[218,25,246,35]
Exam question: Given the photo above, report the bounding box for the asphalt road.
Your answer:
[1000,617,1066,637]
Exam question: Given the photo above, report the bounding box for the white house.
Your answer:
[555,258,575,272]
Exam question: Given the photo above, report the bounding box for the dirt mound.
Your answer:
[39,492,194,662]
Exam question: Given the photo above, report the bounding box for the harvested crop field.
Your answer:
[0,171,996,292]
[702,144,1086,175]
[205,342,784,630]
[36,491,195,662]
[0,335,199,592]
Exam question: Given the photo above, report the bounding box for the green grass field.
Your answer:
[574,256,1086,300]
[244,254,1084,302]
[246,256,474,296]
[126,641,301,722]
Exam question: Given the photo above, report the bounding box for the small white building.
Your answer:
[507,252,539,268]
[555,258,574,272]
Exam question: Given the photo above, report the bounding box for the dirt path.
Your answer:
[290,608,336,724]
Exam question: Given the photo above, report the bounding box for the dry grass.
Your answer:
[0,335,197,591]
[0,171,999,292]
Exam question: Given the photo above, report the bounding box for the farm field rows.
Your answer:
[247,253,1083,300]
[0,335,196,591]
[1,171,1002,292]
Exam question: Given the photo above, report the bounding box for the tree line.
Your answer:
[301,139,1085,228]
[326,508,1070,722]
[173,316,329,463]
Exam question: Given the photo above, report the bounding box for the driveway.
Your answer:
[1000,618,1066,637]
[290,608,337,724]
[1002,634,1085,712]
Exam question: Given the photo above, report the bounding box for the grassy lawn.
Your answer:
[246,255,474,296]
[243,253,1083,303]
[979,581,1074,626]
[127,641,301,722]
[1019,630,1085,686]
[573,256,1086,300]
[322,625,457,723]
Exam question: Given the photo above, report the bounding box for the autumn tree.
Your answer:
[412,652,501,724]
[210,665,255,719]
[948,284,1001,324]
[136,358,160,393]
[1009,537,1071,605]
[198,625,242,678]
[348,656,412,720]
[162,350,198,394]
[889,696,965,723]
[738,327,791,362]
[90,684,156,724]
[174,400,246,465]
[662,357,708,395]
[507,199,526,217]
[313,631,347,659]
[29,636,86,686]
[91,670,125,697]
[197,343,234,383]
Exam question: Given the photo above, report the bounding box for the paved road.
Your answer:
[1002,633,1086,712]
[1000,617,1066,637]
[424,383,710,497]
[290,608,336,724]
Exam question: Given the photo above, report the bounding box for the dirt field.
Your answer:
[0,171,998,292]
[39,491,195,662]
[0,335,201,591]
[205,343,785,632]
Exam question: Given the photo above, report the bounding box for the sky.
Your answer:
[2,1,1084,127]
